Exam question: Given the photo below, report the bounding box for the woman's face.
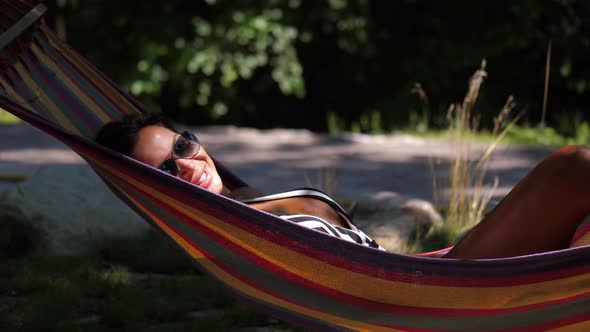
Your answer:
[131,125,224,194]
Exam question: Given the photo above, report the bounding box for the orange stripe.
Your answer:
[11,61,79,134]
[108,177,397,332]
[42,28,141,116]
[88,154,590,311]
[31,43,112,124]
[571,233,590,248]
[0,76,30,107]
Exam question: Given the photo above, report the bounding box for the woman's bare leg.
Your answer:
[445,145,590,259]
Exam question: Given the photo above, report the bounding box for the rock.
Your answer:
[351,191,443,252]
[0,165,148,255]
[0,164,443,256]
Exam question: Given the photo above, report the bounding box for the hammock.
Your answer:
[2,2,590,331]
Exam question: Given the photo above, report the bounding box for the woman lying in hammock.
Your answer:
[96,113,590,259]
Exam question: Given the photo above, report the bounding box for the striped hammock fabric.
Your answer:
[2,2,590,331]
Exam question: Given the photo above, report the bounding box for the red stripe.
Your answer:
[0,8,18,23]
[35,35,118,122]
[571,219,590,245]
[38,28,132,117]
[413,247,453,257]
[103,170,590,318]
[78,142,590,290]
[107,179,341,321]
[18,50,96,131]
[129,171,590,286]
[6,120,590,328]
[17,0,33,10]
[74,140,590,289]
[5,67,46,113]
[4,0,29,15]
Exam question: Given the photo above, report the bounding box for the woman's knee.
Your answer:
[545,145,590,179]
[523,145,590,183]
[553,145,590,164]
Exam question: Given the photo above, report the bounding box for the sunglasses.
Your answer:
[158,131,201,176]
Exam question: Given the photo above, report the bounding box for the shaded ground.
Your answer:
[0,123,556,203]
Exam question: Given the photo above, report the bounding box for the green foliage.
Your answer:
[406,121,590,147]
[1,254,299,331]
[96,229,195,274]
[506,125,565,145]
[44,1,590,132]
[0,109,21,124]
[0,214,301,331]
[131,6,306,116]
[505,122,590,146]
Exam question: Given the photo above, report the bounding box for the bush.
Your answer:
[0,208,45,258]
[97,229,196,274]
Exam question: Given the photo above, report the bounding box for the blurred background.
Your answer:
[2,2,589,330]
[41,0,590,135]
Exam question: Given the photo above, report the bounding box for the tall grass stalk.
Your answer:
[304,167,338,197]
[442,60,522,231]
[541,39,552,127]
[411,82,430,131]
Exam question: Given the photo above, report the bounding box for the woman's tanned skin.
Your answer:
[131,125,350,228]
[130,124,590,259]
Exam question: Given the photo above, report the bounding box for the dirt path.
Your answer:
[0,123,556,203]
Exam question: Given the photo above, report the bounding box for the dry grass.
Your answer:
[411,82,430,132]
[304,167,339,197]
[425,60,523,233]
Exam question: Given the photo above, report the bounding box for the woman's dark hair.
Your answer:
[95,113,177,155]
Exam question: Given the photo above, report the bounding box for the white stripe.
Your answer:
[282,214,386,251]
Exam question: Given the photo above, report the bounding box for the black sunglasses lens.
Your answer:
[173,137,192,156]
[159,159,178,176]
[182,131,198,142]
[174,133,199,157]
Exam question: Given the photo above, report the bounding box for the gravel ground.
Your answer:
[0,123,557,204]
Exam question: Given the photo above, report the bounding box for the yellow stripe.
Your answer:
[108,178,207,260]
[42,28,141,116]
[570,233,590,248]
[12,62,79,134]
[88,154,590,310]
[107,177,397,331]
[31,43,111,124]
[0,76,31,108]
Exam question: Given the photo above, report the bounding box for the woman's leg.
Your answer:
[445,145,590,259]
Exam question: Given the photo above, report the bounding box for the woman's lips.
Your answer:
[192,167,212,189]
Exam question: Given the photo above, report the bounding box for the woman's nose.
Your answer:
[175,158,195,177]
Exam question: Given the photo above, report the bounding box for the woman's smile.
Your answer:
[189,165,212,188]
[132,125,224,194]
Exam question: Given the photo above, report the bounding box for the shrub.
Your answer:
[0,208,45,258]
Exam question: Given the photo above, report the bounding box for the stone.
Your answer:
[0,165,148,255]
[0,164,443,256]
[351,191,443,252]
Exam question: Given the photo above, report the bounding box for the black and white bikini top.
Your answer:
[240,188,385,251]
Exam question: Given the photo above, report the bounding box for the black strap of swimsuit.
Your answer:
[239,187,352,221]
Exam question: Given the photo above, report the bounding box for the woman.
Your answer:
[96,113,590,259]
[96,113,384,251]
